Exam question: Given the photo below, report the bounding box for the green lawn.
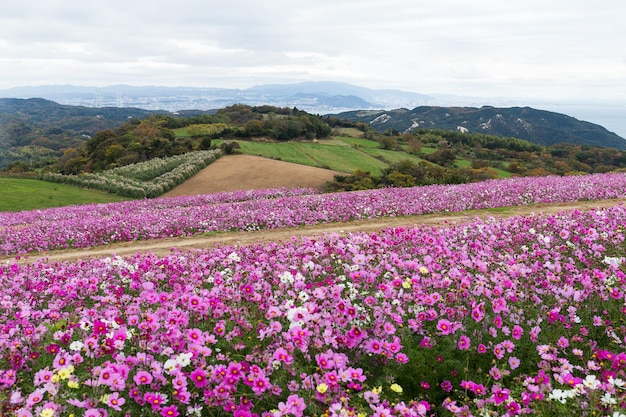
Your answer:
[335,136,381,148]
[292,143,388,175]
[213,139,390,175]
[0,177,128,212]
[359,148,425,165]
[493,167,513,178]
[171,127,190,137]
[455,159,473,168]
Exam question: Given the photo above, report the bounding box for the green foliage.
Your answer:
[56,116,198,173]
[0,98,159,168]
[425,148,456,167]
[327,159,501,192]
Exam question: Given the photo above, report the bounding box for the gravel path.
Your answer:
[6,198,623,264]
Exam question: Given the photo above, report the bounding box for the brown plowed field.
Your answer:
[4,156,624,263]
[162,154,342,197]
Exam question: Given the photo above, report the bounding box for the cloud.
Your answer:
[0,0,625,101]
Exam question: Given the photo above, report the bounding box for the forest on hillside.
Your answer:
[5,105,332,175]
[325,127,626,191]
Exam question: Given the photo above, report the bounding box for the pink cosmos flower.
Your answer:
[364,339,383,354]
[160,405,180,417]
[33,369,54,386]
[144,391,167,410]
[133,370,153,385]
[372,404,393,417]
[493,344,505,360]
[273,347,294,364]
[436,319,454,335]
[557,336,569,349]
[471,302,485,322]
[92,320,108,335]
[277,394,306,417]
[107,392,126,411]
[509,356,521,370]
[189,368,208,387]
[490,366,503,381]
[491,297,507,313]
[251,375,271,395]
[471,382,487,396]
[457,335,471,350]
[492,387,510,405]
[26,389,45,407]
[395,352,409,363]
[507,401,521,415]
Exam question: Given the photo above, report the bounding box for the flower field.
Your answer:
[1,173,626,416]
[3,173,626,257]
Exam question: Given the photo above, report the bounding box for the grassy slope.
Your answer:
[0,177,128,212]
[213,138,395,175]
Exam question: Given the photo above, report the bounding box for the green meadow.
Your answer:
[0,177,128,212]
[212,137,429,176]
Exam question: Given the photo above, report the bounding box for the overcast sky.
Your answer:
[1,0,625,103]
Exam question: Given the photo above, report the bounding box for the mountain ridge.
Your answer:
[331,105,626,149]
[2,81,623,140]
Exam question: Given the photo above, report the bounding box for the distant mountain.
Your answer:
[0,82,434,114]
[332,106,626,149]
[0,97,163,147]
[0,97,159,124]
[1,83,625,150]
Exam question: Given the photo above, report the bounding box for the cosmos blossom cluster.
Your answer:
[1,196,626,415]
[3,173,626,256]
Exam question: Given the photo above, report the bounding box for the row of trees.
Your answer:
[327,160,500,192]
[56,117,196,174]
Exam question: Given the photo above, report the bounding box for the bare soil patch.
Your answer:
[7,198,623,264]
[162,154,342,197]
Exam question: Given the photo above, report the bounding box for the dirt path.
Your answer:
[7,198,623,264]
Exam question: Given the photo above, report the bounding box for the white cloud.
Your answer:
[0,0,624,101]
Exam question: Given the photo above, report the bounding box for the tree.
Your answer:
[105,144,125,165]
[380,136,400,150]
[198,136,212,150]
[407,139,423,155]
[426,149,456,167]
[383,171,417,187]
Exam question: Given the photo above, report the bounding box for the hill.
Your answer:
[2,97,625,173]
[0,98,166,168]
[331,106,626,149]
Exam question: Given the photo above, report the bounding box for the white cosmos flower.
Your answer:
[69,341,84,351]
[582,375,600,390]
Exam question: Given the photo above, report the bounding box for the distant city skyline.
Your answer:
[1,0,625,105]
